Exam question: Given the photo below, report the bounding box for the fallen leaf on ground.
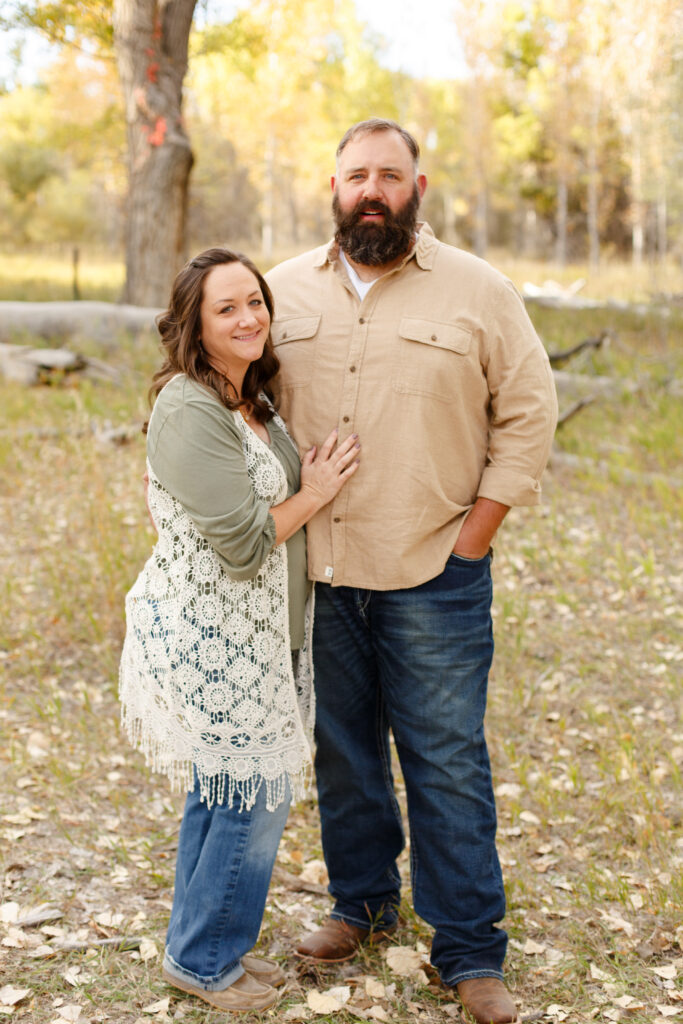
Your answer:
[367,1007,389,1022]
[385,945,426,975]
[613,995,645,1009]
[546,1005,570,1020]
[0,986,31,1006]
[2,926,28,948]
[299,859,328,885]
[282,1004,309,1021]
[599,912,635,937]
[589,963,611,981]
[524,939,546,955]
[656,1008,681,1018]
[51,1005,82,1022]
[0,903,20,925]
[142,998,170,1014]
[326,987,350,1004]
[139,938,158,961]
[307,987,350,1013]
[495,782,522,798]
[653,965,678,980]
[364,977,385,998]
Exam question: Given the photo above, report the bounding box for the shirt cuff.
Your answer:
[477,465,543,507]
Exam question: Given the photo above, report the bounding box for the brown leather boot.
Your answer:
[456,977,518,1023]
[295,916,396,961]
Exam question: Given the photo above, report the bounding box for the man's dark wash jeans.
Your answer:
[312,552,507,986]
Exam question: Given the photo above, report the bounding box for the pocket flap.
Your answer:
[398,317,471,354]
[271,314,321,346]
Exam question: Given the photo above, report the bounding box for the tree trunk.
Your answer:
[586,91,601,271]
[555,174,568,267]
[474,185,487,259]
[113,0,196,306]
[630,119,644,268]
[656,181,667,263]
[587,139,600,270]
[261,130,276,264]
[442,190,457,246]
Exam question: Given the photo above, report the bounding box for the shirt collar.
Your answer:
[316,221,437,271]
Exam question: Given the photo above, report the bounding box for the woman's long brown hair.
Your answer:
[148,248,280,426]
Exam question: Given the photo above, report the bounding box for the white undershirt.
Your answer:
[340,250,376,301]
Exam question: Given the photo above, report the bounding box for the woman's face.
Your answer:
[198,262,270,383]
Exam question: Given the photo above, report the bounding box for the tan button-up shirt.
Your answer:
[265,223,558,591]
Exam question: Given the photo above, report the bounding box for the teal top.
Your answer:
[146,375,309,648]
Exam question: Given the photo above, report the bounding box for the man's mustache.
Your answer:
[353,201,390,218]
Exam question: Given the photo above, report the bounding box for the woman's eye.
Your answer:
[221,305,234,314]
[250,299,262,307]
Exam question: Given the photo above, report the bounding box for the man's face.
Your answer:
[332,130,427,266]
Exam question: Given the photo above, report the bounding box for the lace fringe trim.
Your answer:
[121,709,312,812]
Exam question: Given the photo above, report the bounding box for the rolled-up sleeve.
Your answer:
[148,382,276,580]
[477,278,558,506]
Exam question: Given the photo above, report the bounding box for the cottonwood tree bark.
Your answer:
[113,0,196,306]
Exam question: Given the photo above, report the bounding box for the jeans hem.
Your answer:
[330,909,398,931]
[163,949,244,991]
[443,967,505,988]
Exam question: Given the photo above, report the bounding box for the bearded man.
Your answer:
[265,119,557,1024]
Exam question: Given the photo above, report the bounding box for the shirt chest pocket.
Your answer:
[271,314,321,388]
[392,317,473,402]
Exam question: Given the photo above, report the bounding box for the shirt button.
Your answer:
[333,516,341,523]
[349,365,356,372]
[342,415,350,423]
[359,316,365,324]
[431,334,437,341]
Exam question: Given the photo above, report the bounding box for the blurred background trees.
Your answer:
[0,0,680,303]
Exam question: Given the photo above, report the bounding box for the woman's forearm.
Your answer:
[270,488,323,546]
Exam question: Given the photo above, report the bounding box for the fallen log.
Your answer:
[547,330,612,367]
[0,342,122,386]
[556,396,596,426]
[0,300,161,345]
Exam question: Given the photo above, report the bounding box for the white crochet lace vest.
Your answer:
[119,391,314,811]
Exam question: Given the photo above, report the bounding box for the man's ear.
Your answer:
[330,175,336,192]
[417,173,428,200]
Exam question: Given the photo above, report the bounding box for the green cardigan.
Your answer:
[146,375,309,648]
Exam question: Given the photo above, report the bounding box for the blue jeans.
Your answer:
[312,553,507,987]
[163,778,290,991]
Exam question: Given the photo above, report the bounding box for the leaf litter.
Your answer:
[1,311,682,1022]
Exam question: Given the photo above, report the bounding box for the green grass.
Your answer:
[0,251,126,302]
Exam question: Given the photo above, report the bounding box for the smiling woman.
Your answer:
[118,246,361,1013]
[199,262,271,392]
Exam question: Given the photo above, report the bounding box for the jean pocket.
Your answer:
[448,551,490,565]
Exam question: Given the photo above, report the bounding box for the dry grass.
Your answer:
[1,248,682,305]
[0,295,681,1023]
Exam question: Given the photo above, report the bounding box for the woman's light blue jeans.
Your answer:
[312,553,507,987]
[163,778,290,991]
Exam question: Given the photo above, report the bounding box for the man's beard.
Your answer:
[333,184,420,266]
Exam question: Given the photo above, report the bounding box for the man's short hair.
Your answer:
[336,119,420,171]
